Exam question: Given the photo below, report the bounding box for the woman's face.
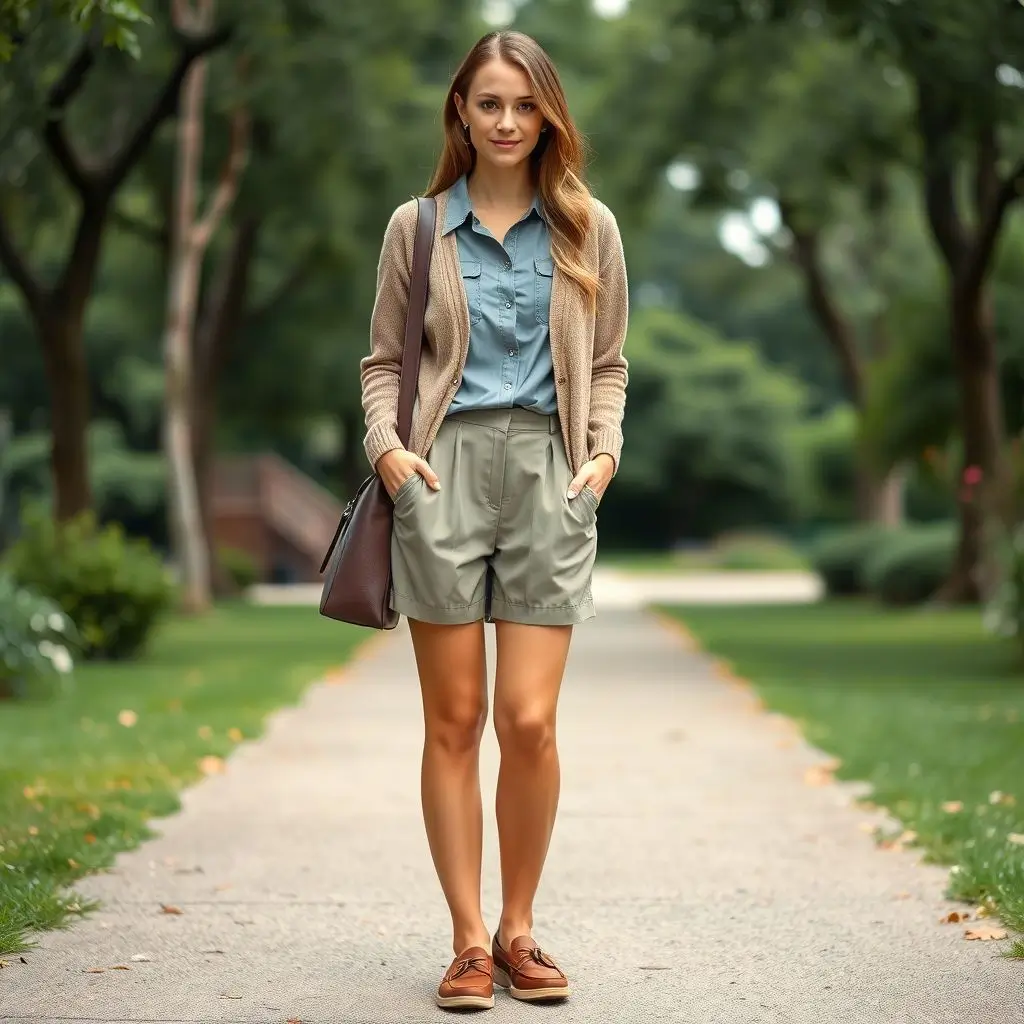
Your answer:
[455,58,546,171]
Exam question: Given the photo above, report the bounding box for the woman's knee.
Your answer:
[425,699,489,755]
[494,706,556,754]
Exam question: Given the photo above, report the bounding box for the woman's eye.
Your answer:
[520,103,536,112]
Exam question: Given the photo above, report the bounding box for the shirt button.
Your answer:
[504,259,511,269]
[504,300,512,309]
[452,377,459,386]
[503,383,512,390]
[508,349,515,356]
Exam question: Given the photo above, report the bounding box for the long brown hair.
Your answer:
[425,31,599,309]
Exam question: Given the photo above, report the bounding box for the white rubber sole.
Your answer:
[493,964,570,1000]
[435,992,495,1010]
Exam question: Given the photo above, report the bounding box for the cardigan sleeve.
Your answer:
[587,202,629,475]
[360,200,417,471]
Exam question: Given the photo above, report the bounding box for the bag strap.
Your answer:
[396,196,437,449]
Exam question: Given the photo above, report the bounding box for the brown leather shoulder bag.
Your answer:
[318,195,437,628]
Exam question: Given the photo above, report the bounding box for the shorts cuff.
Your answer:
[390,591,487,625]
[488,597,596,626]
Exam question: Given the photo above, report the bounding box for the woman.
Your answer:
[359,29,628,1011]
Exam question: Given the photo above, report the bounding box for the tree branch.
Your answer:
[915,82,968,272]
[43,39,98,195]
[191,103,250,250]
[962,157,1024,299]
[780,200,864,408]
[104,23,232,193]
[0,206,46,324]
[973,123,1000,224]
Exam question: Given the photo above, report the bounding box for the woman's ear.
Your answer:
[453,93,466,124]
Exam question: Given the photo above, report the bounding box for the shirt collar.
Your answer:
[441,174,546,236]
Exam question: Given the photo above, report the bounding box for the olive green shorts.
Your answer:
[389,407,599,626]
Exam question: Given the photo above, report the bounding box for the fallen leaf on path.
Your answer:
[804,759,840,786]
[160,904,183,915]
[198,755,225,775]
[201,948,226,954]
[893,891,911,900]
[84,967,106,973]
[940,911,969,924]
[220,992,243,999]
[110,964,131,970]
[286,1018,304,1023]
[965,924,1008,941]
[130,954,152,962]
[941,801,963,813]
[1007,833,1024,845]
[879,829,917,851]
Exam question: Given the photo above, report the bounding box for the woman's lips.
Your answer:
[491,140,521,149]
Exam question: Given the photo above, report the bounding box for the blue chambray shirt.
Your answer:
[443,174,558,417]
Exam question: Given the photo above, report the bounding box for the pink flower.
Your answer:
[963,465,983,487]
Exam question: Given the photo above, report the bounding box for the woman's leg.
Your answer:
[409,617,492,956]
[491,620,573,946]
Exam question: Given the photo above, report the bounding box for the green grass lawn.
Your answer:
[0,603,366,956]
[664,601,1024,957]
[600,534,810,574]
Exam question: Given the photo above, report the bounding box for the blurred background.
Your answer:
[2,0,1024,611]
[3,0,1024,967]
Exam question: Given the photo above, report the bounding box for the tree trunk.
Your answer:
[192,215,261,596]
[39,312,93,519]
[164,51,212,614]
[933,285,1004,603]
[854,455,905,527]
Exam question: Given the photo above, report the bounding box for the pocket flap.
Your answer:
[534,256,554,277]
[460,260,482,278]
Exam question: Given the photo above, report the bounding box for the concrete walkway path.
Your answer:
[2,609,1021,1023]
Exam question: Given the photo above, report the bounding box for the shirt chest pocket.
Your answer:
[534,257,554,325]
[460,260,483,325]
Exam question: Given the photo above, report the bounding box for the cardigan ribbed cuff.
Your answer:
[588,428,622,476]
[364,421,405,471]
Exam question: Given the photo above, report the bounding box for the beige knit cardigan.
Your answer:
[359,185,629,477]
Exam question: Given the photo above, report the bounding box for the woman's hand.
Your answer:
[376,448,441,500]
[567,453,615,501]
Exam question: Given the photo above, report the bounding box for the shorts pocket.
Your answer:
[461,260,482,325]
[392,472,421,512]
[534,256,554,325]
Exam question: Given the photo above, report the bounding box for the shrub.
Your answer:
[710,532,809,572]
[808,524,891,596]
[0,574,81,699]
[861,522,956,606]
[219,546,259,592]
[3,506,174,661]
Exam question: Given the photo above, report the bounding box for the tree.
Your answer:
[0,15,229,519]
[597,5,915,524]
[162,0,247,612]
[686,0,1024,598]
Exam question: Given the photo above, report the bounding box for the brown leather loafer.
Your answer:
[491,932,570,1001]
[435,945,495,1010]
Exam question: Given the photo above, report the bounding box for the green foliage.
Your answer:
[0,573,80,699]
[3,505,174,660]
[706,532,809,572]
[808,523,891,596]
[791,404,858,525]
[0,0,150,61]
[862,522,956,606]
[611,306,809,543]
[218,545,258,592]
